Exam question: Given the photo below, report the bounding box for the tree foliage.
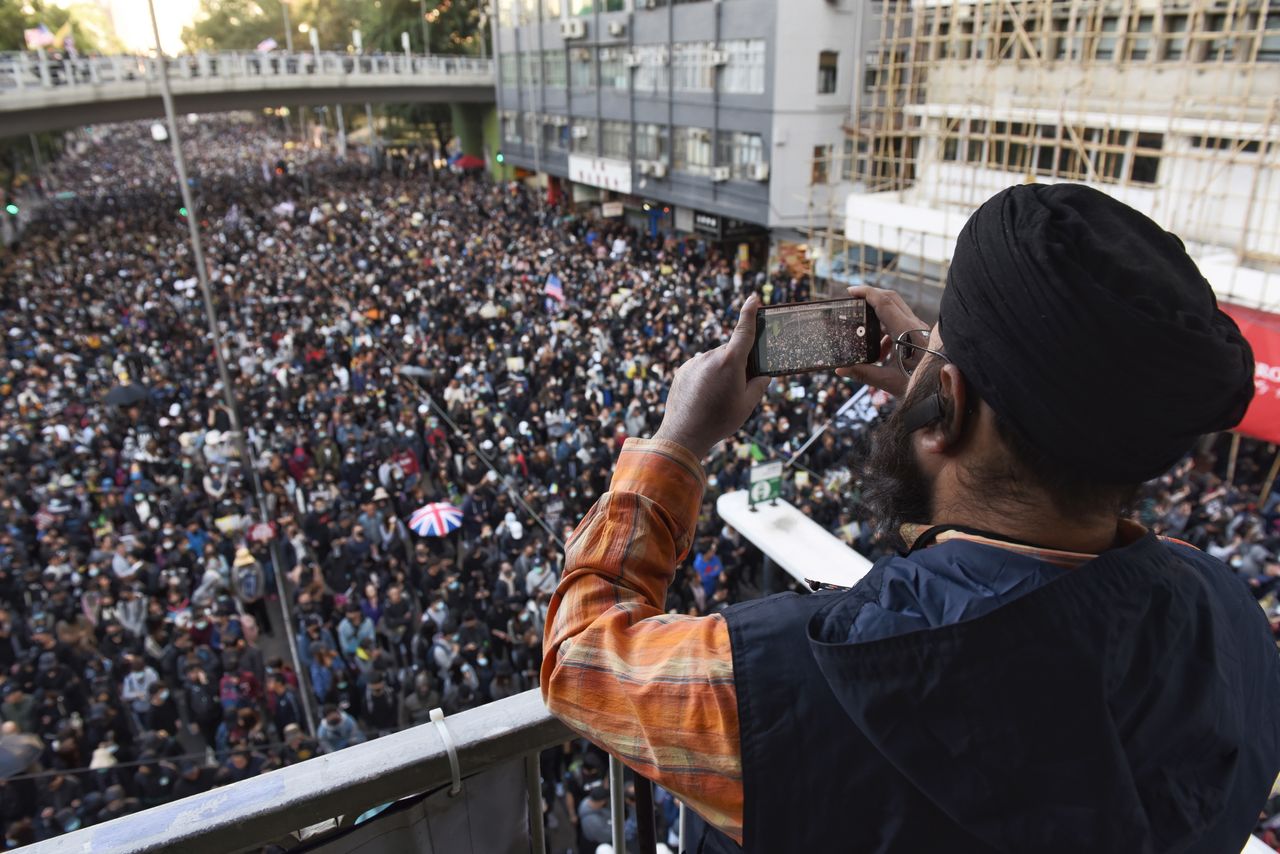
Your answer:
[0,0,119,54]
[181,0,489,56]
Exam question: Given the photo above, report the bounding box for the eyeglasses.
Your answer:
[893,329,950,378]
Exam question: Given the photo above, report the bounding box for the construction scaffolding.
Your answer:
[832,0,1280,311]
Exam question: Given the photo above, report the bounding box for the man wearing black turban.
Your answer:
[544,184,1280,854]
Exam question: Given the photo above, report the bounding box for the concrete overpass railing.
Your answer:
[0,51,495,135]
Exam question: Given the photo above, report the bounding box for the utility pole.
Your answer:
[281,0,294,53]
[147,0,317,737]
[355,29,380,171]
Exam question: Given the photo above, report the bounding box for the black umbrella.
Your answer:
[0,733,43,780]
[104,384,149,407]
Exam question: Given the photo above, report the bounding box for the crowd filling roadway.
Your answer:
[0,117,1276,850]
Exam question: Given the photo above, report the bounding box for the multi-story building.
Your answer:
[835,0,1280,312]
[492,0,878,268]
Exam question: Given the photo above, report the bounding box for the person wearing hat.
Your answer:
[542,185,1280,852]
[231,545,272,636]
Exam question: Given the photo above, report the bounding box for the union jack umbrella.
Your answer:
[408,502,464,538]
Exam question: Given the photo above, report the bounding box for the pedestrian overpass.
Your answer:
[0,51,495,136]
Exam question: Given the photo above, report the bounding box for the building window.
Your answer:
[497,0,515,28]
[543,49,567,87]
[499,54,518,86]
[570,48,596,89]
[717,131,765,178]
[818,51,838,94]
[673,127,714,176]
[673,42,715,92]
[545,0,562,17]
[522,112,538,145]
[570,0,624,14]
[602,120,631,159]
[501,111,519,144]
[1127,15,1154,61]
[812,145,831,184]
[842,137,857,178]
[600,48,628,89]
[519,51,542,86]
[571,119,597,153]
[633,45,670,95]
[1130,133,1162,184]
[945,120,1161,187]
[636,123,668,162]
[518,0,539,25]
[722,39,766,94]
[1095,16,1119,60]
[1162,14,1189,61]
[1261,12,1280,61]
[544,118,569,151]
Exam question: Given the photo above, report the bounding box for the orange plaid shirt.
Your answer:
[542,437,1111,842]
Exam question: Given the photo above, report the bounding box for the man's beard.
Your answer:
[860,378,938,550]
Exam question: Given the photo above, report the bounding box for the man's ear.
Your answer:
[917,364,969,455]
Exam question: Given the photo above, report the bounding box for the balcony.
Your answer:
[22,691,575,854]
[20,687,1274,853]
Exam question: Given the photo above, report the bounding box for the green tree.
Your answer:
[0,0,113,54]
[182,0,290,53]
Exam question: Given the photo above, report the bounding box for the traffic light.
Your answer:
[3,204,17,216]
[178,207,188,218]
[495,151,505,164]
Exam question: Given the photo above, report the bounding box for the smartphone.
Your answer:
[748,298,880,377]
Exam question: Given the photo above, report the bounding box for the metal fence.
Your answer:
[0,51,494,93]
[20,691,570,854]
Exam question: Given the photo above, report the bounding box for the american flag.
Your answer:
[544,274,565,303]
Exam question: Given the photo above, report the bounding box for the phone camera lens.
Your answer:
[856,325,866,337]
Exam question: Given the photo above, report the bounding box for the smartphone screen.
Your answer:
[749,298,879,377]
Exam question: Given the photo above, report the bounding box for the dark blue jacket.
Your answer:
[702,532,1280,853]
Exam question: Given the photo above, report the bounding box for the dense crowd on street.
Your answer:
[0,116,1275,850]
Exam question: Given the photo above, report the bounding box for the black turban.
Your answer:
[940,183,1254,484]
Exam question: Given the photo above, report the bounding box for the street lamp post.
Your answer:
[281,0,294,53]
[415,0,430,55]
[146,0,317,737]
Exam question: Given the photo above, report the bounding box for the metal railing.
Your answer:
[22,691,570,854]
[0,50,494,93]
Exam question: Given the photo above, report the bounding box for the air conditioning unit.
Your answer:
[625,52,644,68]
[637,160,654,175]
[749,162,770,181]
[560,19,586,40]
[572,48,592,61]
[642,0,659,8]
[650,161,668,178]
[552,115,570,127]
[571,125,590,139]
[711,165,731,182]
[608,21,627,37]
[709,49,730,66]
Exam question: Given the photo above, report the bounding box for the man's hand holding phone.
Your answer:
[835,285,932,398]
[653,295,772,460]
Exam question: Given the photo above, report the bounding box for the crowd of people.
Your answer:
[0,115,1275,850]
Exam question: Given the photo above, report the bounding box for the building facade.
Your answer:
[838,0,1280,311]
[492,0,878,264]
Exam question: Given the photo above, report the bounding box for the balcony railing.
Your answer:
[0,51,494,93]
[22,691,570,854]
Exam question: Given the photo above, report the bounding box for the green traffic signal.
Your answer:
[496,152,505,164]
[4,204,17,216]
[179,207,188,217]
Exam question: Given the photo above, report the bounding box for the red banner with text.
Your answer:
[1223,303,1280,445]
